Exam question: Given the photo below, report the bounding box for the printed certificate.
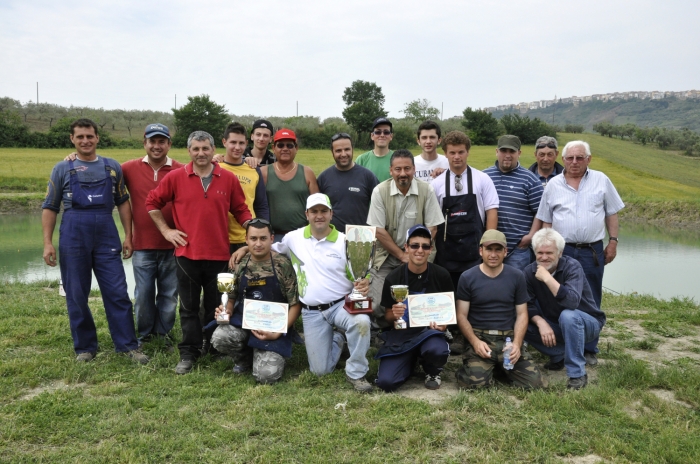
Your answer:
[242,299,289,333]
[406,292,457,327]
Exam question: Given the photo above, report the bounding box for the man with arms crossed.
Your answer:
[413,120,449,185]
[455,230,545,389]
[211,219,300,384]
[42,118,148,363]
[524,228,604,389]
[317,132,378,233]
[356,117,395,183]
[146,131,252,374]
[529,136,563,187]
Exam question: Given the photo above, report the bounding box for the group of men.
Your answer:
[43,115,623,392]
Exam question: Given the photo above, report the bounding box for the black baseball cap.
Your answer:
[251,119,274,136]
[372,117,392,131]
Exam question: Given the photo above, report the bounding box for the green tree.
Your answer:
[461,107,501,145]
[341,80,387,145]
[401,99,440,121]
[172,95,230,148]
[500,114,556,144]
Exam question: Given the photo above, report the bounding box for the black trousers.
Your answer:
[175,256,228,360]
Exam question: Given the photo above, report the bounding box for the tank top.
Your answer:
[266,164,309,232]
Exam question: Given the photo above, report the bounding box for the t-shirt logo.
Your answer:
[87,194,103,203]
[348,187,360,192]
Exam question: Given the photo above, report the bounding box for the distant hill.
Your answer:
[490,98,700,132]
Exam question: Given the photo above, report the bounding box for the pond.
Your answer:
[1,214,699,302]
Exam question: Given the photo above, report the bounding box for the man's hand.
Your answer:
[429,321,446,331]
[399,251,410,264]
[506,342,522,365]
[535,265,552,283]
[536,319,556,347]
[162,229,188,248]
[604,241,617,265]
[212,154,224,163]
[122,237,133,259]
[43,244,57,266]
[245,157,260,169]
[389,302,406,322]
[473,339,492,359]
[251,330,282,341]
[431,167,446,178]
[354,278,369,297]
[518,233,533,249]
[214,304,233,319]
[64,152,77,162]
[230,246,249,269]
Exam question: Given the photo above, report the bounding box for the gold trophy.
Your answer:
[390,285,409,330]
[344,225,376,315]
[216,273,235,324]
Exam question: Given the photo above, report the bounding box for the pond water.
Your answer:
[1,214,699,302]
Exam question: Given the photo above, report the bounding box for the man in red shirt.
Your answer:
[146,130,253,374]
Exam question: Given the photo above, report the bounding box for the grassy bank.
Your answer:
[0,280,698,462]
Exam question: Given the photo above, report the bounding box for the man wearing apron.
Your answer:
[42,119,147,363]
[211,219,300,384]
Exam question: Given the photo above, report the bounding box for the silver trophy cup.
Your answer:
[216,273,235,324]
[344,225,377,314]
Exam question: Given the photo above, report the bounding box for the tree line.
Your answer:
[592,121,700,156]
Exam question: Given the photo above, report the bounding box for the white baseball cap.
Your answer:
[305,193,333,210]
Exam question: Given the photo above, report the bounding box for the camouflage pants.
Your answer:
[455,332,546,390]
[211,325,285,384]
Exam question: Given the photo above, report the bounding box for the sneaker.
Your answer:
[544,358,565,371]
[425,374,442,390]
[567,374,588,390]
[232,364,251,374]
[175,359,194,375]
[126,349,150,365]
[76,352,96,362]
[584,352,598,366]
[346,375,374,393]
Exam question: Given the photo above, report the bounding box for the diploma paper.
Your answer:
[406,292,457,327]
[242,299,289,333]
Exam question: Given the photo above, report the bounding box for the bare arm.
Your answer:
[485,208,498,230]
[604,213,619,264]
[305,166,319,194]
[456,299,490,359]
[117,201,133,259]
[519,217,543,248]
[509,303,528,364]
[42,209,58,266]
[375,227,408,262]
[149,210,188,248]
[260,165,268,185]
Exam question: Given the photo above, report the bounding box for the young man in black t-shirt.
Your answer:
[375,225,453,391]
[455,230,545,389]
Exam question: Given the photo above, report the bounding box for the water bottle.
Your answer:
[503,337,514,370]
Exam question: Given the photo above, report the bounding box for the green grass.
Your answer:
[1,281,699,462]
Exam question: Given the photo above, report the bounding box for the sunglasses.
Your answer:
[536,143,558,149]
[373,129,392,136]
[249,218,270,225]
[275,142,296,149]
[455,174,463,193]
[564,156,587,162]
[331,132,351,142]
[408,243,432,251]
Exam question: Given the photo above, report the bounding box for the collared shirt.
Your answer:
[431,167,499,225]
[536,169,624,243]
[367,179,444,248]
[528,161,564,187]
[524,255,605,326]
[483,162,543,252]
[272,224,353,306]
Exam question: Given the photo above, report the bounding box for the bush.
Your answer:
[564,123,585,133]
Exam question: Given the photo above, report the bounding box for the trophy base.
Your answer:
[344,295,373,315]
[217,314,230,325]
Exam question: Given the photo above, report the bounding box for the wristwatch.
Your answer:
[609,237,618,242]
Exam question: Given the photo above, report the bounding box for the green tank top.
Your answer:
[266,164,310,232]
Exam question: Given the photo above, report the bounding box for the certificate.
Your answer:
[407,292,456,327]
[242,299,289,333]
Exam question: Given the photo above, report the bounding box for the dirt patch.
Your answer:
[650,389,693,409]
[20,381,87,401]
[623,400,651,419]
[559,454,607,464]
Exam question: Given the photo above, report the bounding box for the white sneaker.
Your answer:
[425,374,441,390]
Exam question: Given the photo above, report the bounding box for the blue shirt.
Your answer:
[524,255,605,326]
[483,162,543,252]
[528,161,564,187]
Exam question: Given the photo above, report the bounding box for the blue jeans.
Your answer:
[505,247,533,271]
[376,335,449,392]
[132,249,178,341]
[564,241,604,353]
[301,301,371,380]
[525,309,602,378]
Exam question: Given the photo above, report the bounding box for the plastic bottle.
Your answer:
[503,337,514,370]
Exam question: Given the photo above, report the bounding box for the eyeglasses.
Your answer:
[536,143,557,149]
[331,132,351,142]
[373,130,392,136]
[408,243,432,250]
[563,156,587,162]
[275,142,296,149]
[455,174,463,193]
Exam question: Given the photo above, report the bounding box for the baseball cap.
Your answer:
[372,117,393,131]
[480,230,507,248]
[305,193,332,210]
[497,135,521,151]
[251,119,274,136]
[273,128,297,142]
[406,224,431,242]
[535,136,558,149]
[144,123,170,139]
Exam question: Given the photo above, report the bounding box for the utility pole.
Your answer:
[441,102,444,120]
[296,101,298,117]
[175,94,177,110]
[36,82,39,104]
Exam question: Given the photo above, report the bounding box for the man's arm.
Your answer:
[509,303,528,364]
[304,166,319,194]
[42,209,58,266]
[375,227,408,262]
[116,201,133,259]
[485,208,498,230]
[252,168,270,220]
[604,213,619,264]
[456,299,490,359]
[149,210,188,248]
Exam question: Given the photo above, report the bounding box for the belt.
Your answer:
[565,240,602,267]
[303,297,344,311]
[472,328,514,336]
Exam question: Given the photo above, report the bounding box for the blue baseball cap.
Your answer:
[144,123,170,139]
[406,224,431,242]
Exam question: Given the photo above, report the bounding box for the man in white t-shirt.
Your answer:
[414,120,449,185]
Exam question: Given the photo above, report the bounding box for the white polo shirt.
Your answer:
[272,224,353,306]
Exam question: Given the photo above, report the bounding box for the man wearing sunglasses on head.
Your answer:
[529,136,564,187]
[356,117,395,182]
[317,133,378,233]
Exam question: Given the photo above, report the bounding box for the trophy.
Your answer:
[216,273,235,324]
[390,285,409,330]
[344,225,377,315]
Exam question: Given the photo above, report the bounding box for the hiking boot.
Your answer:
[544,358,565,371]
[232,364,251,374]
[291,328,305,345]
[76,352,96,362]
[425,374,442,390]
[584,352,598,366]
[126,349,150,365]
[449,334,466,356]
[175,359,194,375]
[346,375,373,393]
[567,374,588,390]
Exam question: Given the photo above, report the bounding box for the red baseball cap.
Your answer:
[273,128,296,142]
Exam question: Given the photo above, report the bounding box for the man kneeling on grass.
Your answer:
[211,219,301,384]
[455,230,545,389]
[523,228,605,390]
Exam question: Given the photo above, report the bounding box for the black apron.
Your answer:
[436,167,484,272]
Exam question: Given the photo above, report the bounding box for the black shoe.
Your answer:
[544,358,565,371]
[584,352,598,366]
[175,359,194,375]
[567,374,588,390]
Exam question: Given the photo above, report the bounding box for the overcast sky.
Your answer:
[2,0,698,119]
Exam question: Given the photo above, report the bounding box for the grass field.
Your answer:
[1,281,698,462]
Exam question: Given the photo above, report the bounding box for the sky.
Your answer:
[1,0,699,120]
